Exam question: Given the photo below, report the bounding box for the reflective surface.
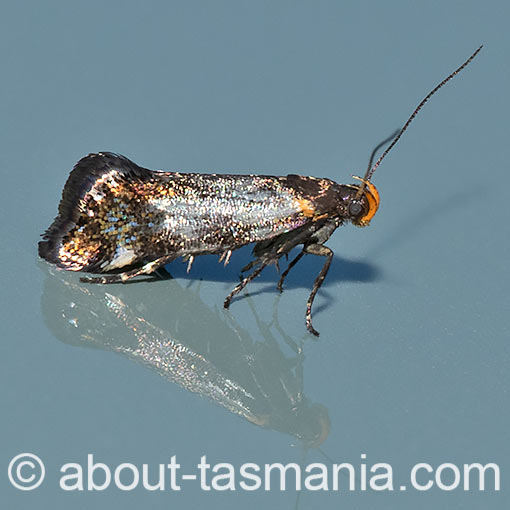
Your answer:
[42,267,331,448]
[1,1,509,508]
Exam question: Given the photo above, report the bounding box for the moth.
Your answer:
[39,46,481,336]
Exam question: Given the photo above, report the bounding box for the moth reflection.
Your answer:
[41,269,330,448]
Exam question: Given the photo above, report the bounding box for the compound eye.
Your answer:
[349,201,363,216]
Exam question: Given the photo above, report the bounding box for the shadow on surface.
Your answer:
[164,246,381,289]
[369,183,485,256]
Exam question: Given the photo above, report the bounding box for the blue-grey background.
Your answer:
[1,1,508,508]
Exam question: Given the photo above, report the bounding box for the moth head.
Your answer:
[347,176,380,227]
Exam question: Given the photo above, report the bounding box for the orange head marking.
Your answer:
[352,176,380,226]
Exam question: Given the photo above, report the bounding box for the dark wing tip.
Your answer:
[39,152,146,265]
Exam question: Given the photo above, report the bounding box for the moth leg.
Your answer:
[241,259,258,273]
[80,255,177,284]
[80,273,127,284]
[277,251,305,292]
[224,263,268,309]
[303,244,333,337]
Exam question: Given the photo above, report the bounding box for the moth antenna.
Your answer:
[356,44,482,198]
